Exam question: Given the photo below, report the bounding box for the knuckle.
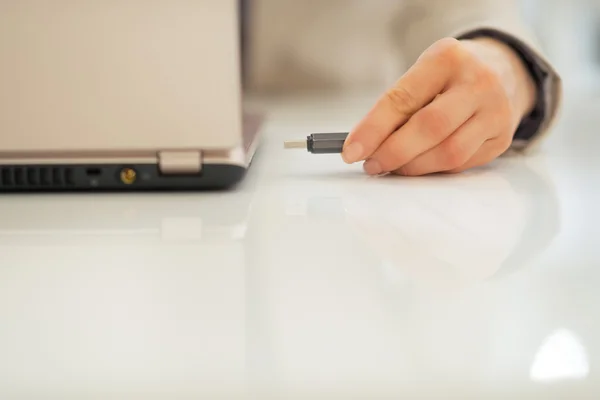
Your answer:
[489,101,515,133]
[415,107,453,142]
[495,133,513,154]
[501,100,516,126]
[441,139,469,169]
[434,37,467,67]
[473,65,504,94]
[471,66,516,117]
[385,85,419,114]
[493,95,513,119]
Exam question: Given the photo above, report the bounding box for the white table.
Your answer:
[0,92,598,399]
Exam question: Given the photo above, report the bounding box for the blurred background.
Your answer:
[240,0,600,101]
[522,0,600,97]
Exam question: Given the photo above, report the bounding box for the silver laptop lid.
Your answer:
[0,0,242,155]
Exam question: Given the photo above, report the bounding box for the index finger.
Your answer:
[342,39,460,164]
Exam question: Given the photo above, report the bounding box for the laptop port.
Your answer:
[86,167,102,177]
[120,168,137,185]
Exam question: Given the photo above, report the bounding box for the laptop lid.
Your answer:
[0,0,242,155]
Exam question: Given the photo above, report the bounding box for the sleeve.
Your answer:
[390,0,563,152]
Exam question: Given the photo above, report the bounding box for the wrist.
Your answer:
[461,37,537,120]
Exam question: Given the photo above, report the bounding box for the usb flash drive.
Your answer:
[284,132,349,154]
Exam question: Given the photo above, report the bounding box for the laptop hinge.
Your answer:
[158,150,203,175]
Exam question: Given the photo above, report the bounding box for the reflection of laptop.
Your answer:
[0,0,261,191]
[0,192,254,245]
[0,194,251,397]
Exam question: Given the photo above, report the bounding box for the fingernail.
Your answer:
[342,142,364,164]
[363,159,383,176]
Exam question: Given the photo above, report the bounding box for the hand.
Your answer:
[341,37,537,176]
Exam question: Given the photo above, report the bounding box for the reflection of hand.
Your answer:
[343,174,526,291]
[341,37,537,176]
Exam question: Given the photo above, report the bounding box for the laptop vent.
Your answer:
[0,167,75,189]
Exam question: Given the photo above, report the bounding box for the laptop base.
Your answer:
[0,163,247,192]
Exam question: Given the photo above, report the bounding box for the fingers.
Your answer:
[343,37,520,176]
[342,38,464,164]
[393,114,491,176]
[445,134,512,173]
[362,87,479,175]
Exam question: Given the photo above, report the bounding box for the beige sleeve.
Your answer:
[391,0,563,151]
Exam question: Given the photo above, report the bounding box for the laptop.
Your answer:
[0,0,261,191]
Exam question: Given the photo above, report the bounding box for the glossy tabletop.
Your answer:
[0,92,599,399]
